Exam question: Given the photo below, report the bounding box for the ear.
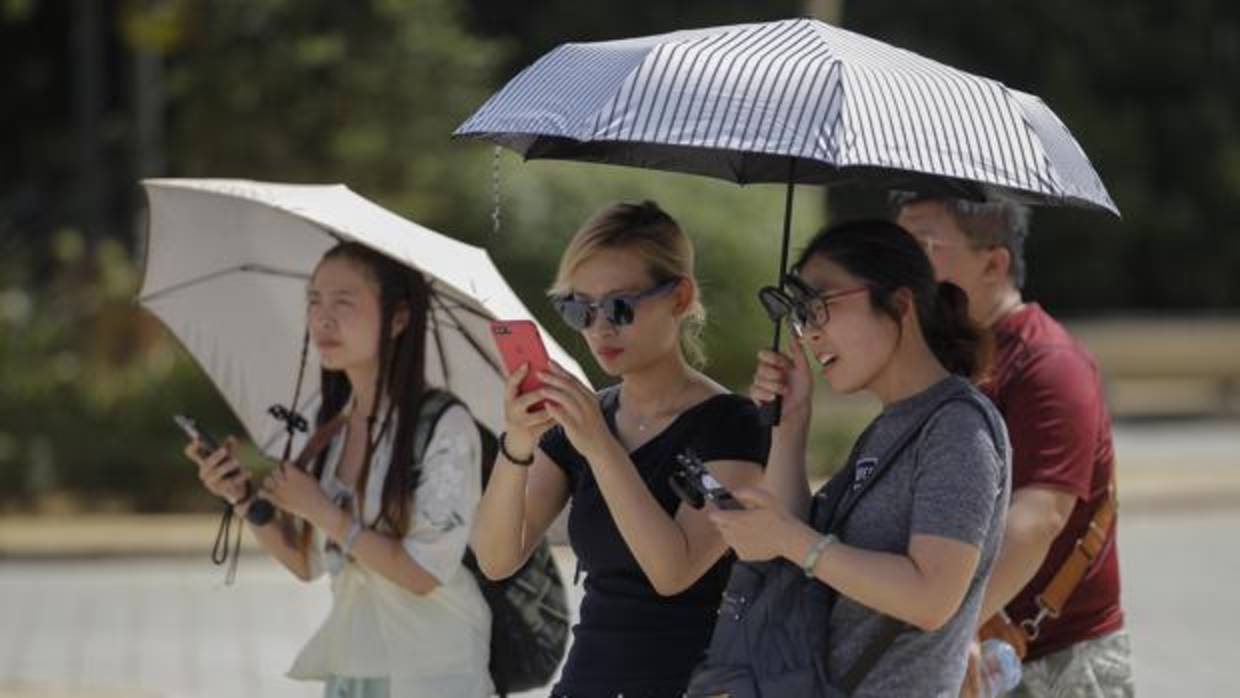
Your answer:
[671,278,696,316]
[391,304,411,338]
[983,246,1012,284]
[892,287,916,321]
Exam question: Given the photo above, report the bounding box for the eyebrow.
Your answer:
[306,288,359,299]
[568,286,642,301]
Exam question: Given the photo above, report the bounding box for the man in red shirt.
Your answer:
[896,195,1134,698]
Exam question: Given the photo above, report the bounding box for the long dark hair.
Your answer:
[793,219,993,381]
[297,242,430,544]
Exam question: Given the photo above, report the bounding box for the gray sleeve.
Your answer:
[909,402,1005,547]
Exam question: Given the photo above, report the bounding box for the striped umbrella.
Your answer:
[455,18,1118,419]
[455,18,1117,213]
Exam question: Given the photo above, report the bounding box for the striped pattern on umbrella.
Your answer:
[457,18,1117,215]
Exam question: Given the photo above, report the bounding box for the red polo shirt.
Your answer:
[982,303,1125,661]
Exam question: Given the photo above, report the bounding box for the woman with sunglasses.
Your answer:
[473,201,769,698]
[689,219,1011,697]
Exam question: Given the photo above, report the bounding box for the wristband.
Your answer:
[499,432,535,466]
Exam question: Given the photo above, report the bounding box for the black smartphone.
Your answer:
[173,414,239,477]
[669,449,743,511]
[173,414,275,525]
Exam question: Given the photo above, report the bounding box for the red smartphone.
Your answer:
[491,320,551,408]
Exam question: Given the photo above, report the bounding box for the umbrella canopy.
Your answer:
[139,178,590,457]
[455,17,1118,215]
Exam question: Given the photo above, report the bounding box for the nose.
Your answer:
[584,312,617,336]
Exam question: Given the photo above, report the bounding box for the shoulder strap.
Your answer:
[832,385,1000,695]
[412,389,462,466]
[293,414,347,471]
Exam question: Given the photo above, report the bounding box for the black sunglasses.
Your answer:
[758,274,871,333]
[552,278,681,331]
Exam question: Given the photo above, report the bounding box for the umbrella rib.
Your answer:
[430,293,504,377]
[140,263,309,303]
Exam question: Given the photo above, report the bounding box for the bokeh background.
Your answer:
[1,2,1237,697]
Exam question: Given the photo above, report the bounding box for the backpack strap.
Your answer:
[412,389,463,467]
[831,386,1003,695]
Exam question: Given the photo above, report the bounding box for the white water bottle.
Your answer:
[979,638,1022,697]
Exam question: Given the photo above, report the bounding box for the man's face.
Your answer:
[896,200,995,322]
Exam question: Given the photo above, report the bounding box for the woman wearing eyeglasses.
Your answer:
[473,201,769,698]
[687,219,1012,697]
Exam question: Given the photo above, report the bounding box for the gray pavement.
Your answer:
[3,510,1239,697]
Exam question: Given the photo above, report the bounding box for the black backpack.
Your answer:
[687,386,1005,697]
[412,390,570,696]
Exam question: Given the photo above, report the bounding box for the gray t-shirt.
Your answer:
[821,376,1011,697]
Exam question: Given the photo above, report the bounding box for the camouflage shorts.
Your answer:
[1009,630,1135,698]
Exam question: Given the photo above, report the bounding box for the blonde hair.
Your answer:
[550,200,708,367]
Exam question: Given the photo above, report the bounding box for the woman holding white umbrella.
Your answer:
[185,242,492,698]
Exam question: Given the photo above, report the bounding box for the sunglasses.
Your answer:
[552,278,681,331]
[758,274,871,332]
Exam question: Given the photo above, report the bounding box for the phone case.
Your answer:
[491,320,551,396]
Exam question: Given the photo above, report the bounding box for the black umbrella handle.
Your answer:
[760,159,798,429]
[758,316,785,428]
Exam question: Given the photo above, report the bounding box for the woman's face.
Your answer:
[795,254,901,395]
[565,247,687,377]
[307,257,385,373]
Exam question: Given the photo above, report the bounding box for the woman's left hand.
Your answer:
[709,487,802,562]
[538,362,619,464]
[261,462,333,526]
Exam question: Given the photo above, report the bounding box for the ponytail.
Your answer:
[923,282,993,381]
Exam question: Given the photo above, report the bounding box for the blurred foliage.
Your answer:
[0,230,239,512]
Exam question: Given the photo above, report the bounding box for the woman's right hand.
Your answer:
[183,437,251,505]
[749,332,814,421]
[502,363,557,460]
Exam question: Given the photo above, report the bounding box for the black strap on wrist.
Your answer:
[499,432,535,466]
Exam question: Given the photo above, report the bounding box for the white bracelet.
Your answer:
[340,520,364,556]
[801,533,838,578]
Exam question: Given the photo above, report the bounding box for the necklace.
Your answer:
[625,377,695,432]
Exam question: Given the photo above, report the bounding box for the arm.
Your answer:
[789,526,981,632]
[472,363,571,580]
[186,439,313,581]
[540,365,765,596]
[264,406,483,595]
[242,506,315,581]
[749,339,818,518]
[713,404,1004,632]
[587,442,763,595]
[473,447,571,579]
[979,348,1099,622]
[976,486,1076,622]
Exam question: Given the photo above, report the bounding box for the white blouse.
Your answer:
[287,404,492,698]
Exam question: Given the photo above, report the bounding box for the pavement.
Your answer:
[0,419,1236,696]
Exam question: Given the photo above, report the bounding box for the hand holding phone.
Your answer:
[669,450,743,511]
[175,415,238,478]
[173,415,275,525]
[491,320,552,409]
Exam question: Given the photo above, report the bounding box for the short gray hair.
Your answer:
[891,192,1032,289]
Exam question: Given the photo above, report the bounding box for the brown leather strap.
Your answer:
[293,414,347,470]
[1020,477,1118,641]
[979,611,1029,659]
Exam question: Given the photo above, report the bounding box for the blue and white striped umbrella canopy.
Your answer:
[457,18,1118,216]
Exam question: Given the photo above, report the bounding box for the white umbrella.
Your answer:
[138,178,590,457]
